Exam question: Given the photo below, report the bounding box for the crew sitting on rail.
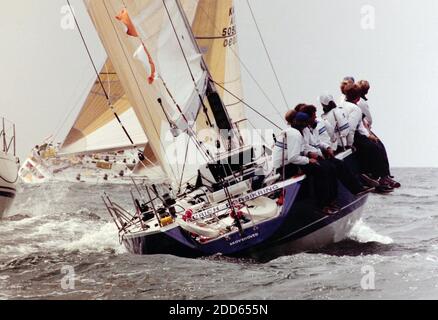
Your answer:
[357,80,400,189]
[272,110,339,215]
[357,80,373,128]
[339,77,400,189]
[297,104,373,197]
[320,88,396,192]
[319,94,350,151]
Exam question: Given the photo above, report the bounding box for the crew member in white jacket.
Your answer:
[343,83,395,191]
[337,77,355,106]
[294,104,333,157]
[319,94,349,151]
[357,80,373,128]
[272,110,338,213]
[339,97,370,147]
[300,105,373,196]
[356,80,400,188]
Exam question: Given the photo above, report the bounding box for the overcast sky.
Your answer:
[1,0,438,167]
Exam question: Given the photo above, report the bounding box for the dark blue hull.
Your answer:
[122,154,368,260]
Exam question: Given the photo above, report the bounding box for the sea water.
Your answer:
[1,168,438,300]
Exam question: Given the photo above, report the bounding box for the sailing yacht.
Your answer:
[18,144,146,184]
[0,118,19,219]
[19,59,153,185]
[79,0,371,260]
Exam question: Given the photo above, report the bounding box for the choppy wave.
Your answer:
[348,219,394,244]
[1,168,438,299]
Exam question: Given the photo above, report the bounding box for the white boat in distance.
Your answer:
[18,144,159,185]
[0,118,19,219]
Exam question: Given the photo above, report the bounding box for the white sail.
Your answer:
[60,105,147,155]
[60,58,148,155]
[84,0,228,184]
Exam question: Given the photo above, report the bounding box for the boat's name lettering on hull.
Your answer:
[229,232,259,246]
[191,178,302,221]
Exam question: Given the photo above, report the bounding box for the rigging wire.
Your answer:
[246,0,290,112]
[119,0,214,167]
[104,0,179,182]
[212,80,281,130]
[178,137,191,194]
[161,0,217,161]
[66,0,159,178]
[247,118,268,146]
[66,0,135,147]
[0,173,19,185]
[52,70,96,143]
[193,3,285,121]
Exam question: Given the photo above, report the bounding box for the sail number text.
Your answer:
[223,6,237,47]
[222,26,237,47]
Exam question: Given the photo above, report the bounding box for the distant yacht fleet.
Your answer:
[19,143,145,185]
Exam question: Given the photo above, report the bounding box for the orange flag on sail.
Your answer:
[134,44,157,85]
[116,9,139,37]
[116,9,156,84]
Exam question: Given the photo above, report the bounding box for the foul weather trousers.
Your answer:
[354,133,390,178]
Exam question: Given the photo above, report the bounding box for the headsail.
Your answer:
[60,58,148,155]
[133,0,249,178]
[83,0,235,184]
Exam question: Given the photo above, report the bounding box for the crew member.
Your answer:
[357,80,400,188]
[343,84,395,191]
[300,104,373,196]
[319,94,350,152]
[272,110,338,214]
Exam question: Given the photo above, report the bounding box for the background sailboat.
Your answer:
[0,118,19,218]
[19,58,149,184]
[60,58,148,156]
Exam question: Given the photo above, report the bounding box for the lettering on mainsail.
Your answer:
[223,6,237,48]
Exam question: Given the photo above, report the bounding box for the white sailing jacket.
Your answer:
[357,98,373,127]
[272,127,309,170]
[339,101,370,146]
[321,107,349,150]
[303,121,331,157]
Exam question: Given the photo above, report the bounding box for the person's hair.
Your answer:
[358,80,370,97]
[323,101,337,114]
[340,79,353,95]
[294,103,307,112]
[285,110,297,125]
[344,83,361,102]
[301,104,317,117]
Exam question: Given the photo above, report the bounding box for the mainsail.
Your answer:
[84,0,238,185]
[135,0,248,177]
[60,58,148,155]
[187,0,247,137]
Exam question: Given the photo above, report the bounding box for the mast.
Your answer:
[83,0,234,185]
[186,0,247,145]
[176,0,239,147]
